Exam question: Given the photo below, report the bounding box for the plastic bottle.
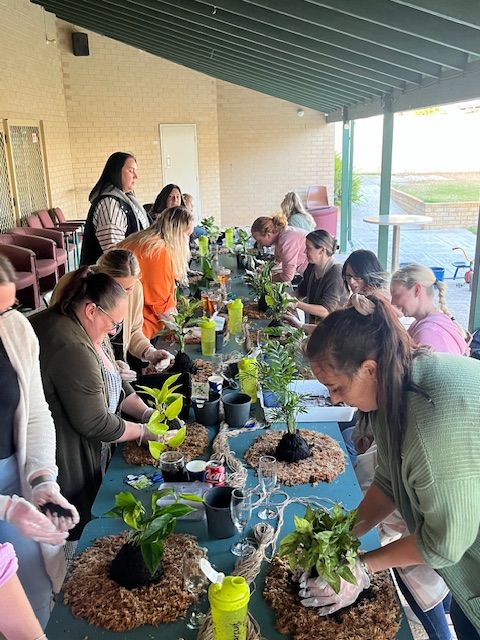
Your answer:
[228,298,243,336]
[201,317,216,356]
[208,575,250,640]
[225,228,234,248]
[238,357,258,402]
[198,235,209,257]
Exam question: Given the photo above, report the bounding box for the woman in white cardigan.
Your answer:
[0,256,78,629]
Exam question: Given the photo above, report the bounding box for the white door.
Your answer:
[159,124,201,220]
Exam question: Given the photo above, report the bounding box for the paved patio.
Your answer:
[342,175,477,328]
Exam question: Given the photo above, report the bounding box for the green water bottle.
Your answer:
[200,317,216,356]
[225,228,234,248]
[238,357,258,402]
[199,235,209,257]
[208,576,250,640]
[228,298,243,336]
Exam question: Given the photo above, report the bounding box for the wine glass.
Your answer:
[183,548,208,628]
[258,455,277,520]
[230,489,255,557]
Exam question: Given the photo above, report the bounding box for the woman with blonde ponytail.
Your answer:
[390,263,468,355]
[251,213,308,282]
[119,206,194,339]
[280,192,315,232]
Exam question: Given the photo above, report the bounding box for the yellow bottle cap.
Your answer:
[209,576,250,611]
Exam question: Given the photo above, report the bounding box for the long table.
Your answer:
[45,251,413,639]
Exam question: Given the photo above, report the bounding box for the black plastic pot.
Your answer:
[203,486,236,539]
[258,294,268,312]
[268,319,283,328]
[109,541,164,589]
[236,254,245,271]
[222,391,251,427]
[192,392,221,426]
[275,432,311,463]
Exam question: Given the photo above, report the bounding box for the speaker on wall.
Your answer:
[72,32,89,56]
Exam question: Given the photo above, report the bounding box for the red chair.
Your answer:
[306,185,329,209]
[0,238,40,310]
[50,206,85,230]
[11,231,58,293]
[12,227,67,276]
[35,210,80,267]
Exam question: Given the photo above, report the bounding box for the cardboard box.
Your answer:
[260,379,356,423]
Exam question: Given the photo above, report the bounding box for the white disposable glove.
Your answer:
[31,481,80,532]
[143,347,175,371]
[299,558,371,614]
[116,360,137,382]
[282,311,303,330]
[4,496,68,545]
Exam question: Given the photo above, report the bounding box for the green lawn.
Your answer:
[392,181,480,203]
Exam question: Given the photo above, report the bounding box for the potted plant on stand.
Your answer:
[157,296,202,374]
[106,488,202,589]
[258,340,310,462]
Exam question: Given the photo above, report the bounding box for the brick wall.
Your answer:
[391,188,479,228]
[0,0,76,221]
[217,82,334,227]
[0,1,335,228]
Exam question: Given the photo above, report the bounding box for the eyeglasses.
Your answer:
[344,274,363,282]
[0,300,20,318]
[97,305,123,332]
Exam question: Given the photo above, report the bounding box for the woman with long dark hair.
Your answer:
[304,294,480,640]
[80,152,150,265]
[342,249,388,296]
[150,184,183,220]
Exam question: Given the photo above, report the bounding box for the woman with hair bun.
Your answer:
[30,267,162,540]
[280,191,315,232]
[390,263,468,355]
[284,229,348,333]
[251,213,308,283]
[304,294,480,639]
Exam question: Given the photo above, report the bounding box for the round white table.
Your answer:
[363,214,433,272]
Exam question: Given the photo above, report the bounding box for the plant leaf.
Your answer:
[141,540,164,576]
[148,440,166,460]
[179,493,204,503]
[165,425,187,448]
[164,395,183,420]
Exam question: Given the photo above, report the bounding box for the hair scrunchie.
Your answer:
[350,293,375,316]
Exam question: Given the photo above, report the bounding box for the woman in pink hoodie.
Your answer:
[390,263,468,355]
[251,214,308,283]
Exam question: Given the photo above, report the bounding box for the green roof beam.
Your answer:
[390,0,480,29]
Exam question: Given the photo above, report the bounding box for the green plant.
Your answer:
[236,228,250,254]
[334,152,362,207]
[200,216,220,243]
[278,504,360,593]
[200,255,214,281]
[157,295,202,352]
[136,374,187,460]
[264,281,294,322]
[106,489,202,575]
[244,260,274,298]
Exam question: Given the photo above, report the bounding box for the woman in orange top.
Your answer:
[118,206,194,339]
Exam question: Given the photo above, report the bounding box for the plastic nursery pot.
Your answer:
[222,392,252,428]
[203,486,236,539]
[192,392,221,426]
[257,294,268,312]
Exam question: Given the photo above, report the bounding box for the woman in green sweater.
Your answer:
[304,293,480,639]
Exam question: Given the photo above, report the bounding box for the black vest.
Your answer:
[80,195,142,266]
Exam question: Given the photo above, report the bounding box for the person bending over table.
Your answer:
[251,214,308,283]
[283,230,347,334]
[52,249,174,374]
[391,263,469,356]
[31,268,161,541]
[119,206,194,340]
[305,293,480,640]
[0,256,78,628]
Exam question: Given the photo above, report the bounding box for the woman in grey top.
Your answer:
[281,191,315,232]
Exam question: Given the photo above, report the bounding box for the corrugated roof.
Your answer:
[32,0,480,120]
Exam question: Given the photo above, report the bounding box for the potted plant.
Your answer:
[235,228,256,270]
[157,296,202,373]
[200,216,221,244]
[245,260,274,311]
[278,503,360,594]
[264,281,294,327]
[137,373,188,460]
[258,339,310,462]
[106,488,202,589]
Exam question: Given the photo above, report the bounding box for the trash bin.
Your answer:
[308,206,338,237]
[430,267,445,282]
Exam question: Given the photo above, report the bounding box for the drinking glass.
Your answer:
[230,489,255,556]
[234,324,246,347]
[159,451,188,482]
[258,455,277,520]
[183,548,208,629]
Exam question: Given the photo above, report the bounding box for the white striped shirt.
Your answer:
[93,197,149,251]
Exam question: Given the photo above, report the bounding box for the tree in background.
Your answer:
[334,152,362,207]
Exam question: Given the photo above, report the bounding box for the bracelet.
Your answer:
[137,423,145,446]
[30,474,56,489]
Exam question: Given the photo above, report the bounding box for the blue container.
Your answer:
[430,267,445,282]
